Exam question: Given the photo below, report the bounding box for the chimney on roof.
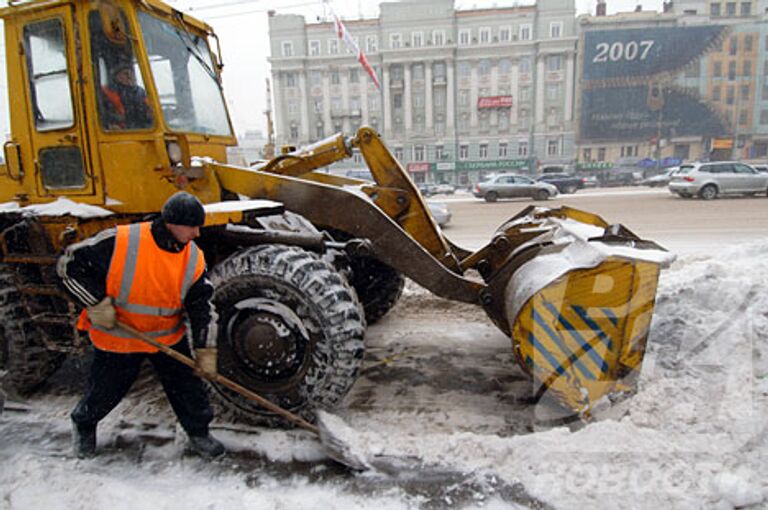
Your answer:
[596,0,607,16]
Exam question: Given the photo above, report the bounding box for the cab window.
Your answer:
[88,9,154,131]
[23,18,74,132]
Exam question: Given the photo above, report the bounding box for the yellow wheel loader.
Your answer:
[0,0,673,425]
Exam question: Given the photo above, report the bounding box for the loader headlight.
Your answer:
[166,142,183,165]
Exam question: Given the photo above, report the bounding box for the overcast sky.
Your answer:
[1,0,664,138]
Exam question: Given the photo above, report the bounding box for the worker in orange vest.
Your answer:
[57,192,224,459]
[99,61,153,130]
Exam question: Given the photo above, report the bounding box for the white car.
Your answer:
[668,161,768,199]
[427,201,451,227]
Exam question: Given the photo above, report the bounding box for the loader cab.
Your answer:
[0,0,235,210]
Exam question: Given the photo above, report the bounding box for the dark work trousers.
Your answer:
[71,337,214,437]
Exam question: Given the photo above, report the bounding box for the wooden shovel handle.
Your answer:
[116,321,319,435]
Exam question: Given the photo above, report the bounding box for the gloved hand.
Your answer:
[88,297,116,329]
[195,348,218,376]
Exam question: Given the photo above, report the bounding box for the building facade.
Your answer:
[576,1,768,171]
[267,0,578,186]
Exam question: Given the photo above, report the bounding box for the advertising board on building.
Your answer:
[579,25,729,143]
[477,96,513,109]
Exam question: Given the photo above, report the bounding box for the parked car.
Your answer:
[640,167,681,187]
[417,183,439,197]
[473,173,559,202]
[668,161,768,199]
[427,201,451,227]
[582,175,599,188]
[753,164,768,174]
[535,173,584,194]
[434,183,456,195]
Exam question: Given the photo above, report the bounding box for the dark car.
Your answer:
[535,173,584,194]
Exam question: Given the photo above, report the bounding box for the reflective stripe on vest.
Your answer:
[82,222,205,353]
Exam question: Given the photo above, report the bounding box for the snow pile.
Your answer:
[345,239,768,509]
[0,198,113,218]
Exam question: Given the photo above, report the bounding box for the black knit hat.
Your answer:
[161,192,205,227]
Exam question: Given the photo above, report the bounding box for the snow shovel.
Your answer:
[116,321,368,469]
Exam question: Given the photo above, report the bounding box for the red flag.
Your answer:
[330,10,380,90]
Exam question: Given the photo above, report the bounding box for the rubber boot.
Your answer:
[186,433,225,460]
[71,419,96,459]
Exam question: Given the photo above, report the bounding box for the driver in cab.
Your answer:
[100,61,153,130]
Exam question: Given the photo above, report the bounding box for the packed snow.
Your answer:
[1,239,767,509]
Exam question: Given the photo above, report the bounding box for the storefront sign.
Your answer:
[477,96,513,109]
[455,159,528,171]
[406,162,430,173]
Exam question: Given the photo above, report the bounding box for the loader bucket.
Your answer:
[485,206,675,416]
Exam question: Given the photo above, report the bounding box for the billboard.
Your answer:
[579,25,729,143]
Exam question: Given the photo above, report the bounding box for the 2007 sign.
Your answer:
[592,40,655,63]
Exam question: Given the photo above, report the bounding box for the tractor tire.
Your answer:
[207,245,365,427]
[0,264,64,395]
[345,256,405,325]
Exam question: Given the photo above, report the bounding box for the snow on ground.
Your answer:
[2,239,768,509]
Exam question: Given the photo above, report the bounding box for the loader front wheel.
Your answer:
[0,264,64,394]
[207,245,365,427]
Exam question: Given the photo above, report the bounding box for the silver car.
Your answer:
[668,161,768,200]
[427,201,451,227]
[473,173,559,202]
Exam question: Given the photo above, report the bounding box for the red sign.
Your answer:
[477,96,513,109]
[407,162,430,173]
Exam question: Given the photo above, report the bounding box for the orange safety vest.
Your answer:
[77,222,206,353]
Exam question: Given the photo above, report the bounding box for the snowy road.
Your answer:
[2,191,768,509]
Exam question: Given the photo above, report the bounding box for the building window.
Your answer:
[459,29,471,46]
[433,30,445,46]
[760,110,768,124]
[726,2,736,15]
[316,123,324,139]
[549,22,563,38]
[547,140,559,156]
[328,39,339,55]
[499,111,510,130]
[498,143,508,157]
[458,61,471,76]
[284,72,296,87]
[331,97,342,111]
[740,1,751,15]
[434,61,446,80]
[499,26,512,42]
[390,33,402,49]
[546,84,560,100]
[459,144,469,160]
[350,97,360,112]
[435,145,445,160]
[394,147,404,160]
[413,64,424,80]
[366,35,378,53]
[310,71,322,86]
[499,58,511,75]
[368,95,380,111]
[434,89,445,107]
[714,61,722,77]
[726,86,735,104]
[331,70,340,85]
[479,59,491,75]
[435,118,445,135]
[458,90,470,106]
[412,31,423,48]
[743,61,752,76]
[287,100,297,115]
[519,56,531,73]
[745,35,753,51]
[414,92,425,108]
[547,55,562,71]
[728,60,736,80]
[710,2,721,15]
[739,109,749,125]
[729,36,738,55]
[519,109,530,129]
[393,93,403,109]
[282,41,293,57]
[290,125,299,139]
[713,85,721,101]
[597,147,606,161]
[479,143,488,158]
[547,107,559,126]
[518,141,528,156]
[309,40,320,56]
[414,145,425,161]
[480,27,491,44]
[582,148,592,162]
[741,84,750,99]
[620,145,638,157]
[313,99,323,113]
[519,24,532,41]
